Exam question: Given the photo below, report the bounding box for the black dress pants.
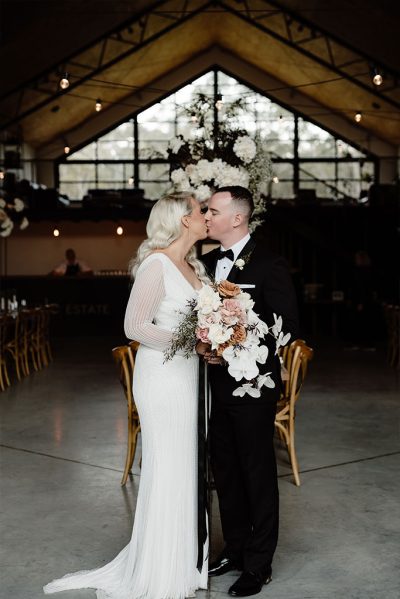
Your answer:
[209,390,279,573]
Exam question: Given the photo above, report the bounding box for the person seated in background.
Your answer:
[51,248,93,277]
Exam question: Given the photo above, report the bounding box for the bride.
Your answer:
[44,192,209,599]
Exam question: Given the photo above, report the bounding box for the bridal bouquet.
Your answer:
[164,279,290,397]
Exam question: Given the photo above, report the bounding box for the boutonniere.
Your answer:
[234,251,253,270]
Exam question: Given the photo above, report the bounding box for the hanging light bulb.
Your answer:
[372,69,383,86]
[0,170,4,180]
[191,112,198,123]
[354,112,362,123]
[95,98,102,112]
[128,177,134,185]
[53,228,60,237]
[59,72,70,90]
[215,93,224,111]
[116,226,123,236]
[272,176,279,184]
[64,145,70,154]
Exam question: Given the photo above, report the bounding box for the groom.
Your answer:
[200,186,299,597]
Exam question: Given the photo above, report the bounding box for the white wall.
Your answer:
[4,220,147,275]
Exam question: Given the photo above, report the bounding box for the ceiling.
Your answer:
[1,0,399,159]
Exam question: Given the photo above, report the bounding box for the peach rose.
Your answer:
[218,280,241,298]
[216,341,231,357]
[231,324,247,344]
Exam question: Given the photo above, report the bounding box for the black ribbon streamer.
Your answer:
[197,358,208,572]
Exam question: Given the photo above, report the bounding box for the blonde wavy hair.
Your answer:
[129,191,209,282]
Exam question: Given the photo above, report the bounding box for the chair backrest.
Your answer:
[282,339,307,397]
[288,344,314,413]
[112,343,139,414]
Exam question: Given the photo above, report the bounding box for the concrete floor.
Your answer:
[0,337,399,599]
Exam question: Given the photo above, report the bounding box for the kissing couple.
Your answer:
[44,186,299,599]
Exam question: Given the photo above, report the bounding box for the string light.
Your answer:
[272,176,279,183]
[116,226,123,235]
[372,68,383,86]
[0,170,4,180]
[95,98,102,112]
[64,145,70,154]
[59,72,70,90]
[354,112,362,123]
[215,93,224,111]
[128,177,134,185]
[53,228,60,237]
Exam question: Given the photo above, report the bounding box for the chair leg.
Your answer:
[30,348,39,372]
[289,419,301,487]
[121,417,135,486]
[129,425,141,471]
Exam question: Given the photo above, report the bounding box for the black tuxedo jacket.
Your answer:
[202,238,299,403]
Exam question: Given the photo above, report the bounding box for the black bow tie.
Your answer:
[217,248,234,261]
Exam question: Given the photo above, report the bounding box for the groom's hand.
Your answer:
[196,341,224,364]
[196,341,210,356]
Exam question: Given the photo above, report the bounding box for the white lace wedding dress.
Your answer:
[44,253,208,599]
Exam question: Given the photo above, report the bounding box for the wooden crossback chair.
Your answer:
[0,314,12,391]
[275,340,314,486]
[112,341,141,485]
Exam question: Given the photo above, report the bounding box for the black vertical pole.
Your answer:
[134,116,139,187]
[213,69,219,153]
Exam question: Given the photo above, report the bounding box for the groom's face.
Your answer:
[205,191,236,241]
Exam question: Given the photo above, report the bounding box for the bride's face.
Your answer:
[184,198,208,241]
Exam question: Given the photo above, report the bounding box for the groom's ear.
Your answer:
[233,212,244,228]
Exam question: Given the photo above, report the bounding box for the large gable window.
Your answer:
[58,70,376,203]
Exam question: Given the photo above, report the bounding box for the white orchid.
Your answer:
[257,373,275,389]
[233,383,261,398]
[275,331,291,354]
[271,313,283,337]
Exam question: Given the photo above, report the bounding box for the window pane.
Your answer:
[99,122,134,143]
[336,139,365,158]
[59,181,94,200]
[97,163,125,183]
[271,181,294,199]
[69,143,96,160]
[298,118,336,157]
[59,163,96,181]
[97,140,134,160]
[138,164,170,200]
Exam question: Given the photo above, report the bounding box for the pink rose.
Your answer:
[196,327,210,343]
[220,299,245,326]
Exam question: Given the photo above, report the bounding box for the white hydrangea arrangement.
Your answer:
[167,94,274,224]
[0,193,29,237]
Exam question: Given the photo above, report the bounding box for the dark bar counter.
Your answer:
[1,275,132,336]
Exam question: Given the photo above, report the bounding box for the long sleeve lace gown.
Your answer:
[44,253,208,599]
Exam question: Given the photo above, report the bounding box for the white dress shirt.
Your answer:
[215,233,251,282]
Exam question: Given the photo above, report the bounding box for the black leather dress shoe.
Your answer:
[228,569,272,597]
[208,554,242,577]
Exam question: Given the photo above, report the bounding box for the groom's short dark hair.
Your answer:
[214,186,254,220]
